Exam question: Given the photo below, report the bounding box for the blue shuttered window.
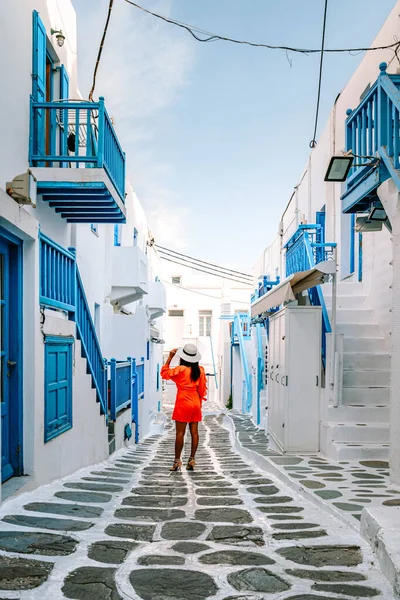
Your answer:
[44,337,73,442]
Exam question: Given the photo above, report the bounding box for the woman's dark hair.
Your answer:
[180,358,201,382]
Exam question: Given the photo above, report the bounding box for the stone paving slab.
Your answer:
[0,417,393,598]
[228,411,400,527]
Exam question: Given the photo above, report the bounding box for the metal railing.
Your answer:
[109,359,133,421]
[345,63,400,190]
[285,225,336,365]
[29,97,126,201]
[251,275,281,304]
[232,314,252,413]
[74,262,108,416]
[39,231,76,313]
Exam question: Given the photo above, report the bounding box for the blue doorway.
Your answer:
[0,231,23,483]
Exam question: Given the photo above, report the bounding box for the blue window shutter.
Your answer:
[32,11,46,102]
[60,65,69,100]
[44,337,73,442]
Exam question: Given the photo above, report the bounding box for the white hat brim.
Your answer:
[176,347,201,363]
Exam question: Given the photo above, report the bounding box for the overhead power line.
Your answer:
[310,0,329,148]
[124,0,400,56]
[155,245,252,279]
[157,250,252,285]
[163,280,250,304]
[89,0,115,101]
[158,255,253,286]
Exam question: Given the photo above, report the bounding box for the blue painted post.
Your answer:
[97,97,105,168]
[141,356,145,400]
[104,358,108,424]
[131,358,139,443]
[110,359,116,421]
[378,63,388,150]
[68,247,77,318]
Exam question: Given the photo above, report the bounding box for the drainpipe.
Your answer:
[307,156,312,223]
[330,98,339,394]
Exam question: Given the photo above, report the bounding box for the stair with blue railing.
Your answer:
[39,233,108,422]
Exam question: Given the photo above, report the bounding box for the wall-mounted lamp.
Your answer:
[368,202,387,222]
[50,28,65,47]
[324,156,354,182]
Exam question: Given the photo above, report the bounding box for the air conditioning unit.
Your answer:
[6,170,37,206]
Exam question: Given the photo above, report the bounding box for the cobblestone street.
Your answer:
[0,415,393,599]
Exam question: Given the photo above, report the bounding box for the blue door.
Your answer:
[0,234,23,483]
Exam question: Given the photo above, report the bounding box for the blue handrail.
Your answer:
[74,263,108,416]
[109,358,132,421]
[233,314,252,413]
[39,232,76,313]
[285,225,336,366]
[256,323,264,426]
[29,97,126,201]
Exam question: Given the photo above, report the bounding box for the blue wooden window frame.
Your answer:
[44,336,73,443]
[114,224,121,246]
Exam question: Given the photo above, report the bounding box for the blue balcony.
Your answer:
[29,97,126,223]
[342,63,400,214]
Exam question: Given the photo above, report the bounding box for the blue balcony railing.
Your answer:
[30,97,126,201]
[285,225,336,365]
[131,357,145,443]
[39,232,76,313]
[342,63,400,213]
[251,275,281,304]
[109,359,133,421]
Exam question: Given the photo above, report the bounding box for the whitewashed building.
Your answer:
[239,1,400,482]
[0,0,165,500]
[162,262,251,408]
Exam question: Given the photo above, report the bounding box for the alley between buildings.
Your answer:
[0,412,393,599]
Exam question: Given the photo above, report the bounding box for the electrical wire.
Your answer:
[89,0,115,101]
[157,251,252,285]
[155,245,252,279]
[124,0,400,56]
[163,280,250,304]
[159,255,253,286]
[309,0,328,148]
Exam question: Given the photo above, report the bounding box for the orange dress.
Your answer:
[161,365,207,423]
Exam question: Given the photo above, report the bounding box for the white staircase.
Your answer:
[321,282,390,461]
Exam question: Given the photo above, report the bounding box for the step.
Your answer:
[342,386,390,406]
[328,404,389,423]
[337,323,381,337]
[343,337,387,353]
[324,295,367,309]
[327,441,390,461]
[322,421,389,443]
[343,352,390,371]
[329,308,375,324]
[342,369,390,388]
[323,282,364,296]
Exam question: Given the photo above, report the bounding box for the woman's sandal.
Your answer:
[170,459,182,472]
[186,457,196,471]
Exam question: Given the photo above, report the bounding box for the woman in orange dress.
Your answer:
[161,343,207,471]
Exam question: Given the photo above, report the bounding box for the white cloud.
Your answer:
[73,0,194,245]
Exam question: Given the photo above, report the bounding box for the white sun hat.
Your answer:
[176,343,201,363]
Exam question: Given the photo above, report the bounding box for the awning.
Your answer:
[251,261,336,317]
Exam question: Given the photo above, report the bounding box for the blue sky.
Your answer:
[72,0,396,270]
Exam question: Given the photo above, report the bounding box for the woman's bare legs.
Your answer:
[175,422,187,460]
[189,422,199,458]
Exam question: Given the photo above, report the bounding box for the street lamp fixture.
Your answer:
[368,202,387,222]
[50,28,65,47]
[324,156,354,182]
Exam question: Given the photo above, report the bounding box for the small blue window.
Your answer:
[114,224,121,246]
[44,336,73,442]
[133,228,138,247]
[91,224,98,235]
